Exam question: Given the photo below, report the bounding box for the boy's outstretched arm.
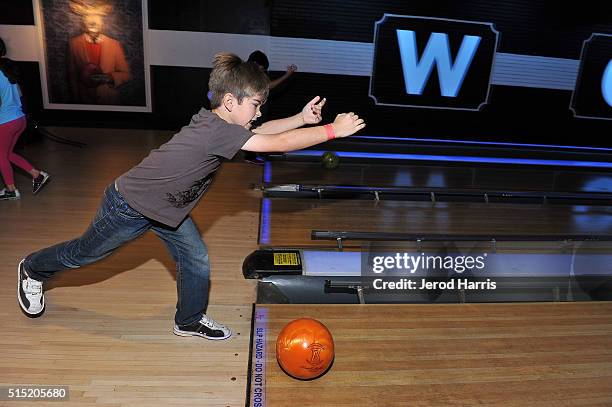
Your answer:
[252,96,326,135]
[242,112,365,153]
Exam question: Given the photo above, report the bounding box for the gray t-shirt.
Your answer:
[117,109,253,227]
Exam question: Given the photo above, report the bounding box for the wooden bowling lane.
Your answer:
[248,303,612,407]
[267,159,611,193]
[261,197,612,246]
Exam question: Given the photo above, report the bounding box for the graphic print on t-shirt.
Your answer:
[165,173,214,208]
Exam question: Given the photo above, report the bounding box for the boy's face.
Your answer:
[230,94,264,128]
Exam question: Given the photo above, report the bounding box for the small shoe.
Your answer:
[0,188,20,200]
[17,259,45,317]
[32,171,50,194]
[173,314,232,340]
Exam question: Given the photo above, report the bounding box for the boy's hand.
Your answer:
[331,112,366,138]
[301,96,326,125]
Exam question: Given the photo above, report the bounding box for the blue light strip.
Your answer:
[260,198,271,245]
[351,135,612,152]
[259,163,273,245]
[263,161,273,183]
[287,150,612,169]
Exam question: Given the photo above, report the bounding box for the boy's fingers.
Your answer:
[308,95,321,106]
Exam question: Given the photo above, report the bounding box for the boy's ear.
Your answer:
[222,93,234,112]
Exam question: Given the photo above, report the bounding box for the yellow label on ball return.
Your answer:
[274,252,300,266]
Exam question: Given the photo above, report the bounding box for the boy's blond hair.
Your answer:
[208,53,270,109]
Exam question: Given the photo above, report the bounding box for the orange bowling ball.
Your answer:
[276,318,335,380]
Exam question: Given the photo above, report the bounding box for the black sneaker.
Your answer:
[17,259,45,317]
[32,171,50,194]
[173,314,232,340]
[0,188,20,200]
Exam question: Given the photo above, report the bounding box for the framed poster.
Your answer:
[33,0,151,111]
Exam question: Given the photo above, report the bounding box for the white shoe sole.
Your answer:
[17,259,45,317]
[173,325,232,340]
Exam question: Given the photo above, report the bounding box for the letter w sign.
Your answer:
[370,15,499,110]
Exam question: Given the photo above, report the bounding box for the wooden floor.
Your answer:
[1,128,611,406]
[256,303,612,407]
[0,128,262,407]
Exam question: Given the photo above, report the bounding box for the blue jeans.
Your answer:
[24,183,210,326]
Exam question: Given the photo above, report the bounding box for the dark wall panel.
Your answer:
[151,65,211,128]
[265,73,611,146]
[148,0,270,34]
[0,0,34,25]
[271,0,612,58]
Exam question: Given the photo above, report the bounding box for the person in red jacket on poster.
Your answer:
[67,0,130,105]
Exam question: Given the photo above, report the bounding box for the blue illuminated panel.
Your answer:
[285,150,612,169]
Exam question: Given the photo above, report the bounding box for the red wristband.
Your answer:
[324,124,336,140]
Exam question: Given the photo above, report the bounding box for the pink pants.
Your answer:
[0,116,34,186]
